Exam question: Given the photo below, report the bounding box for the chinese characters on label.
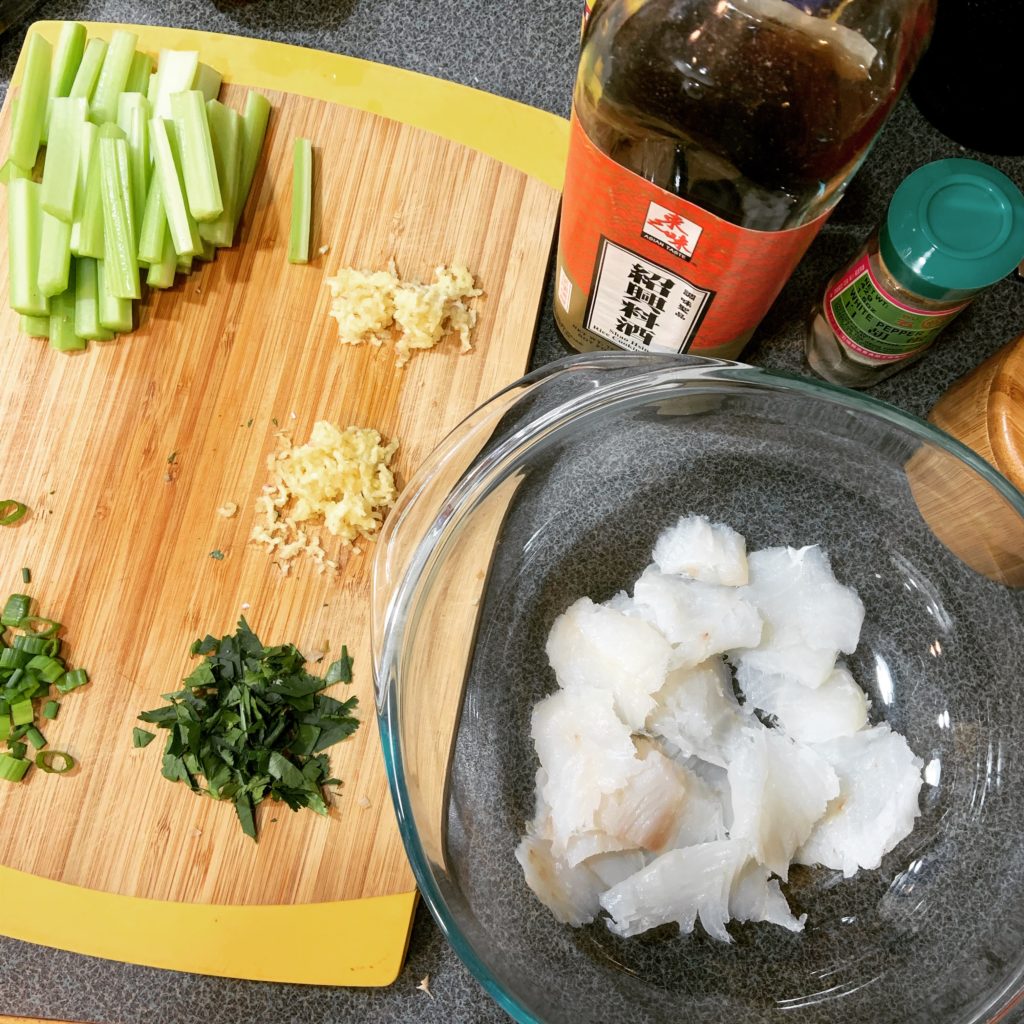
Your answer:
[584,239,714,354]
[641,201,702,260]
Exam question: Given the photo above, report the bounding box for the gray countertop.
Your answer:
[0,2,1022,1023]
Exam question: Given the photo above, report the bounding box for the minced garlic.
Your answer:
[250,421,399,574]
[326,260,482,367]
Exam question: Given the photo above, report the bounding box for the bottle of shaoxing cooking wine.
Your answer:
[555,0,935,360]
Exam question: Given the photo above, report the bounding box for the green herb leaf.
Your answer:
[209,549,225,560]
[132,727,155,747]
[325,646,353,684]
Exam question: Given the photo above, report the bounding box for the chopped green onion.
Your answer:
[42,700,59,720]
[8,33,52,173]
[18,616,62,637]
[40,95,88,223]
[69,38,107,102]
[0,716,9,742]
[75,125,105,260]
[117,92,150,232]
[90,29,138,125]
[19,315,49,338]
[21,567,30,584]
[0,753,30,782]
[0,647,27,669]
[199,100,241,247]
[96,259,133,333]
[8,178,48,317]
[74,256,113,340]
[0,501,28,526]
[8,740,28,759]
[36,749,74,774]
[38,212,73,297]
[25,657,64,685]
[25,725,46,749]
[235,91,271,231]
[11,636,46,656]
[10,698,34,727]
[150,49,199,120]
[1,594,30,627]
[170,91,223,222]
[43,22,87,144]
[150,117,201,256]
[132,727,155,748]
[145,230,177,289]
[137,174,168,265]
[55,667,88,694]
[288,138,312,265]
[99,132,140,300]
[124,50,153,96]
[49,279,84,352]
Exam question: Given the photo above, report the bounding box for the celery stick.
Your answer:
[74,257,113,340]
[9,33,52,173]
[8,179,48,316]
[146,230,177,289]
[42,22,86,143]
[288,138,312,265]
[150,117,201,256]
[96,260,133,332]
[176,253,194,274]
[191,63,223,103]
[125,51,153,95]
[117,93,150,230]
[20,314,50,337]
[196,237,216,261]
[0,160,31,185]
[69,38,106,102]
[137,175,168,265]
[75,125,105,260]
[40,96,87,223]
[70,121,97,253]
[38,212,73,297]
[235,91,271,231]
[90,30,138,125]
[99,133,140,300]
[49,274,85,351]
[150,50,199,120]
[199,101,241,247]
[170,91,223,222]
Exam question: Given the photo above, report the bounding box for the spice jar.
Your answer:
[806,158,1024,388]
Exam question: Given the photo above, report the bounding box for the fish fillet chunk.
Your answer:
[546,597,672,728]
[652,515,749,586]
[732,643,839,690]
[729,860,806,933]
[633,568,763,668]
[796,724,923,877]
[742,546,864,660]
[728,727,840,879]
[737,661,870,742]
[515,833,608,926]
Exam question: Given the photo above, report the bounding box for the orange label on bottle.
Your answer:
[558,109,832,355]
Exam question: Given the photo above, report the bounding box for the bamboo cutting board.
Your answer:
[0,22,566,985]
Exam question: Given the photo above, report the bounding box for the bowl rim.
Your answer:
[372,352,1024,1024]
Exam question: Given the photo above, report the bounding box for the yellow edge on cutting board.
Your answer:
[1,19,568,987]
[12,21,570,190]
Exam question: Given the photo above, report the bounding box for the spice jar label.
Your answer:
[555,110,830,355]
[824,252,968,362]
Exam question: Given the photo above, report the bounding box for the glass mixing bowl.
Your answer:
[372,353,1024,1024]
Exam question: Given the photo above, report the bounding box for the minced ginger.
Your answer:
[326,261,482,367]
[250,421,399,574]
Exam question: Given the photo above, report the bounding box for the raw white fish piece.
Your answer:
[729,860,806,933]
[652,515,749,586]
[732,643,839,690]
[742,546,864,657]
[585,849,649,889]
[680,756,735,833]
[647,658,750,767]
[663,760,728,848]
[532,688,641,850]
[600,839,749,941]
[515,833,606,926]
[633,567,763,668]
[546,596,672,728]
[796,724,923,877]
[728,727,840,879]
[737,661,870,742]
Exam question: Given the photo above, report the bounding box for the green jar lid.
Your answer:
[880,158,1024,301]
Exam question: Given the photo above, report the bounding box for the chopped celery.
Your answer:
[1,160,31,185]
[74,256,113,340]
[199,100,241,247]
[90,29,138,125]
[70,120,97,253]
[96,260,133,332]
[192,63,223,103]
[288,138,312,265]
[8,179,48,317]
[150,49,199,120]
[124,50,153,96]
[235,91,271,231]
[75,124,105,260]
[40,96,88,222]
[20,314,50,338]
[42,21,86,143]
[69,38,106,102]
[176,253,194,274]
[9,33,52,173]
[197,237,216,262]
[170,91,223,222]
[146,230,177,289]
[49,275,84,351]
[137,175,168,265]
[38,211,73,297]
[150,117,201,256]
[99,133,140,300]
[117,92,150,230]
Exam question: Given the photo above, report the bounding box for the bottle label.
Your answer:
[556,109,832,356]
[824,252,968,362]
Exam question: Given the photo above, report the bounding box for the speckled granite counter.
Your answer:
[0,3,1021,1022]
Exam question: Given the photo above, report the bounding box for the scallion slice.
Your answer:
[55,667,88,694]
[1,594,30,626]
[42,700,59,720]
[36,749,75,774]
[10,698,34,727]
[0,501,28,526]
[0,754,30,782]
[25,725,46,750]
